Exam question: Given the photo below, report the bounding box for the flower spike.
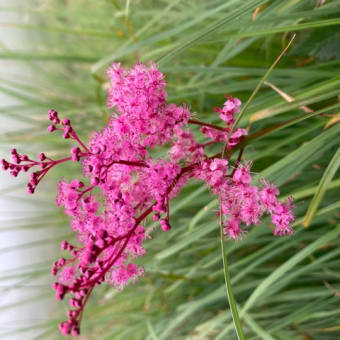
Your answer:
[1,63,294,336]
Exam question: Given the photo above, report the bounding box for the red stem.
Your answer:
[77,285,94,324]
[35,155,86,186]
[80,205,154,289]
[188,118,226,132]
[53,156,73,165]
[107,159,148,168]
[102,159,148,180]
[77,185,95,200]
[199,140,220,148]
[71,131,91,153]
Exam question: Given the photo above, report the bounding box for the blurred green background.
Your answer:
[0,0,340,339]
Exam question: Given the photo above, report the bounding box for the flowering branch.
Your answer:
[1,62,295,337]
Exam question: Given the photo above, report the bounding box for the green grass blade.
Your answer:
[303,147,340,227]
[243,312,276,340]
[260,123,340,186]
[220,230,245,340]
[157,0,269,65]
[242,225,340,313]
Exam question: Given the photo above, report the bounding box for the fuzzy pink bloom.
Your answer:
[111,263,145,290]
[59,266,77,284]
[201,125,229,142]
[1,62,295,336]
[272,197,295,235]
[223,218,242,240]
[214,95,241,125]
[259,180,280,211]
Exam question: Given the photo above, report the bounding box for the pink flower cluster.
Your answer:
[200,95,248,148]
[195,161,294,239]
[1,62,294,336]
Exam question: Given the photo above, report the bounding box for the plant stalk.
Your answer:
[220,223,245,340]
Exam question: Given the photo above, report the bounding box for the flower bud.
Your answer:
[160,219,171,232]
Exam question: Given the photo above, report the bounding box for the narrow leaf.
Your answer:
[303,148,340,227]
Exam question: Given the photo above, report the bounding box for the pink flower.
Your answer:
[223,218,242,240]
[228,128,248,149]
[59,266,77,284]
[0,62,295,337]
[271,198,295,235]
[215,95,241,125]
[233,163,252,185]
[260,180,280,211]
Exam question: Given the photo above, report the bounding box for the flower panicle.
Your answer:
[1,62,295,336]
